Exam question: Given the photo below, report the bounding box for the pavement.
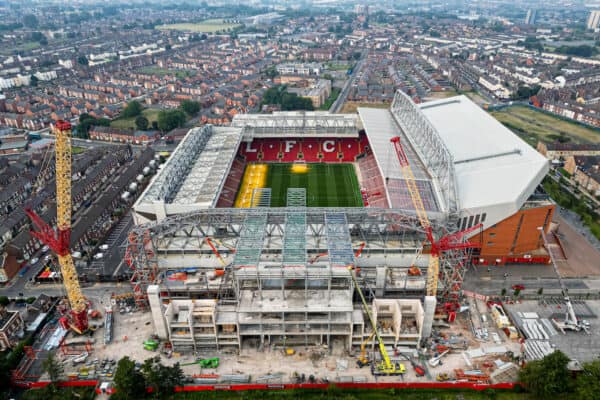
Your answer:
[556,207,600,251]
[463,209,600,295]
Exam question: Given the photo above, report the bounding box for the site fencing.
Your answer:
[16,379,519,393]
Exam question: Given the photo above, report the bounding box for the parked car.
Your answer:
[99,244,109,251]
[93,253,104,260]
[511,284,525,291]
[41,245,49,253]
[29,257,39,265]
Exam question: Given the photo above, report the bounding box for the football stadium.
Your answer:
[129,91,553,353]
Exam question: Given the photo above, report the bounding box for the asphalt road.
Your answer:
[329,51,367,113]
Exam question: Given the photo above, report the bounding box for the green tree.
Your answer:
[77,55,88,65]
[135,115,149,130]
[42,353,64,383]
[113,356,146,400]
[31,31,43,41]
[30,75,39,87]
[179,100,200,116]
[575,360,600,400]
[141,356,184,399]
[519,351,573,398]
[0,296,9,306]
[157,109,186,131]
[23,14,38,28]
[121,101,143,118]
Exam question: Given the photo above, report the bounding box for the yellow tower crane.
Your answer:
[390,137,482,314]
[26,121,88,333]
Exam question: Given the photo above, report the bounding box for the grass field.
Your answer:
[172,388,531,400]
[110,109,161,130]
[266,163,362,207]
[156,19,241,33]
[319,88,341,110]
[71,146,86,155]
[235,163,363,208]
[490,105,600,146]
[137,66,192,79]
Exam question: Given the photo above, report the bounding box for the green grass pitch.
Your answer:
[264,163,363,207]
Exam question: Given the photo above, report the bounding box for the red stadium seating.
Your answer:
[238,135,367,163]
[356,151,389,208]
[216,158,246,207]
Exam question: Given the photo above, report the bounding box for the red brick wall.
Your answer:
[471,204,555,263]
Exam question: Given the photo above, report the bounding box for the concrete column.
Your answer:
[421,295,437,339]
[375,266,387,297]
[147,285,168,339]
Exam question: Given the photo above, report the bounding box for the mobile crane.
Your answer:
[25,121,88,333]
[390,137,481,313]
[349,265,406,375]
[540,228,589,334]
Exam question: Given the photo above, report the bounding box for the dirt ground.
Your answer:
[554,214,600,277]
[61,299,522,384]
[340,101,390,114]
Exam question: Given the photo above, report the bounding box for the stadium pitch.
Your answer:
[265,163,363,207]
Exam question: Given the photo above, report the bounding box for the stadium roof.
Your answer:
[232,111,358,137]
[135,125,242,217]
[418,95,548,213]
[359,93,549,229]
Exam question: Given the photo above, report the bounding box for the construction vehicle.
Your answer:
[285,348,296,356]
[436,372,450,381]
[356,332,375,368]
[407,265,421,276]
[25,121,88,334]
[410,359,426,377]
[390,137,482,314]
[181,358,220,368]
[349,266,405,375]
[143,340,158,351]
[428,349,450,367]
[540,228,589,334]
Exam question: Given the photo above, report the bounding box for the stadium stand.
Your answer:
[239,137,365,163]
[356,151,389,208]
[216,157,246,207]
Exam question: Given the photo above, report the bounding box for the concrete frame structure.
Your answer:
[133,207,462,352]
[130,91,550,353]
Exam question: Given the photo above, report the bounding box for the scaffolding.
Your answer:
[232,111,358,138]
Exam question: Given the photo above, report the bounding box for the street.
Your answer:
[329,50,367,113]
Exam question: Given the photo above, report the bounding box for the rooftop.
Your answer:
[419,95,549,213]
[136,125,242,212]
[232,111,358,138]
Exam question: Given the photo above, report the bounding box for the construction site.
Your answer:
[10,91,600,389]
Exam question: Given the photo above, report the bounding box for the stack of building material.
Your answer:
[524,339,555,360]
[490,362,520,383]
[454,368,490,383]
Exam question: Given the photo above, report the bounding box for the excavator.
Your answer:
[356,332,375,368]
[349,266,405,375]
[181,358,220,369]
